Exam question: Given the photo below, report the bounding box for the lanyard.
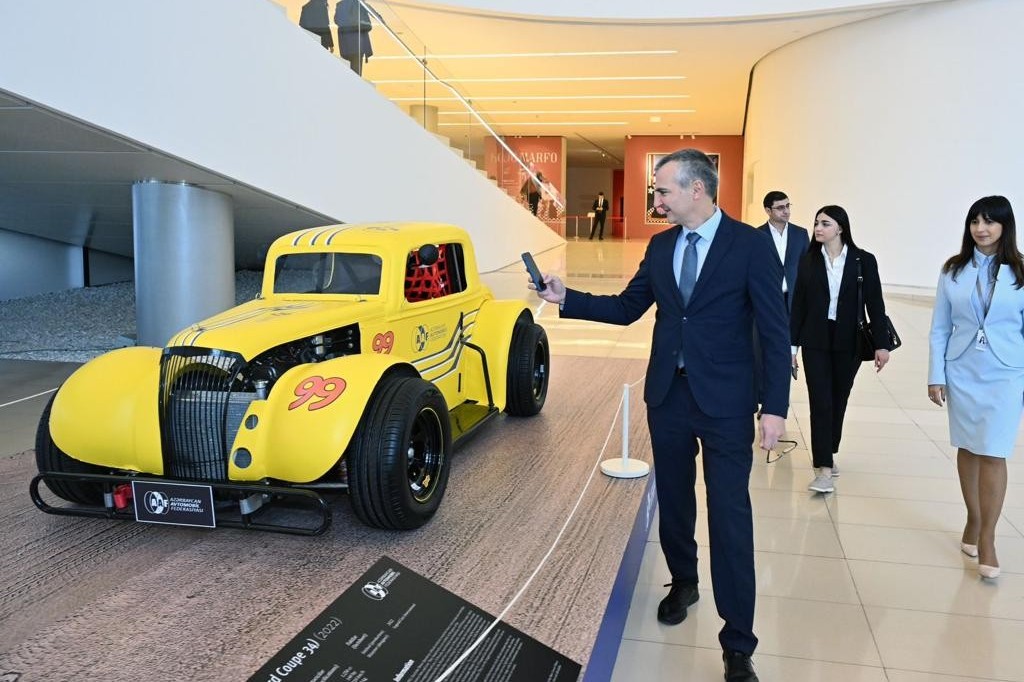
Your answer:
[972,257,996,325]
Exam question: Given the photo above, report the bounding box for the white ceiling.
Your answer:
[277,0,935,166]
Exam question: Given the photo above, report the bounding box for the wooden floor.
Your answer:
[0,354,650,681]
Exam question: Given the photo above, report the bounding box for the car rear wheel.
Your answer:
[35,392,106,505]
[505,319,549,416]
[347,375,451,530]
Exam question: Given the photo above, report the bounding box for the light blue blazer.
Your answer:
[928,262,1024,385]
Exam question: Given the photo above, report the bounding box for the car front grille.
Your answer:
[159,348,249,481]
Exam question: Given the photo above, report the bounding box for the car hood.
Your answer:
[166,297,383,358]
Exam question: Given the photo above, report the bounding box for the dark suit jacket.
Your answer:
[561,213,791,418]
[790,246,889,351]
[756,222,810,313]
[592,198,609,216]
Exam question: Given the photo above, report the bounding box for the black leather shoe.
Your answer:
[656,581,699,625]
[723,650,759,682]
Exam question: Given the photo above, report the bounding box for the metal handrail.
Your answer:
[358,1,564,211]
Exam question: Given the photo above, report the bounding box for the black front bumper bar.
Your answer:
[30,471,332,536]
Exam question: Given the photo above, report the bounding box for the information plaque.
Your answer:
[249,556,581,682]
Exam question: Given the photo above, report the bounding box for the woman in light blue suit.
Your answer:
[928,196,1024,580]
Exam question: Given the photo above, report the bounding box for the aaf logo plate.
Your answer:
[132,480,216,528]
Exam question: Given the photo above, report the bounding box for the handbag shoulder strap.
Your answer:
[855,255,866,327]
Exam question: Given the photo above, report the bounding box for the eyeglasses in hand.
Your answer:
[766,438,798,464]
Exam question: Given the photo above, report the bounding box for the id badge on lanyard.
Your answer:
[975,328,988,351]
[974,258,995,352]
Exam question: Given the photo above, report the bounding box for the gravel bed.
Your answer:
[0,272,264,363]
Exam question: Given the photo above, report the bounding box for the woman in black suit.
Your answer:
[790,205,891,493]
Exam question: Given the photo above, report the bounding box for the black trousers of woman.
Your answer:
[802,321,862,468]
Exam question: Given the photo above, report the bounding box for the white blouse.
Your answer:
[822,244,848,321]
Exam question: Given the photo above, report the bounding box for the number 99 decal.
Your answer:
[288,375,347,411]
[372,331,395,354]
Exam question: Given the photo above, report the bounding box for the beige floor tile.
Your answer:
[612,640,888,682]
[750,488,836,522]
[849,559,1024,619]
[826,496,1019,536]
[833,435,950,457]
[750,551,861,603]
[748,464,819,493]
[636,542,860,604]
[824,453,956,478]
[650,511,844,558]
[903,407,953,427]
[885,671,998,682]
[843,406,918,425]
[866,606,1024,680]
[828,471,962,503]
[754,595,883,665]
[621,588,882,666]
[748,515,845,558]
[1004,483,1024,509]
[610,641,723,682]
[837,523,1024,572]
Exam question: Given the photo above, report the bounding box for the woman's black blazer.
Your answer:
[790,245,888,351]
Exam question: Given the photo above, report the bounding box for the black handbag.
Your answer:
[856,257,901,362]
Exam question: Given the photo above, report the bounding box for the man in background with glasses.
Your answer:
[753,191,809,411]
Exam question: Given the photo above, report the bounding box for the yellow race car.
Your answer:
[32,223,549,534]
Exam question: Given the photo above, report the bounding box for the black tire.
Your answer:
[505,319,549,416]
[35,392,106,505]
[347,375,451,530]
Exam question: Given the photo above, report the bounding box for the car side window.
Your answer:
[404,243,468,303]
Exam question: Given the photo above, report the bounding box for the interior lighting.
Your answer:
[438,109,694,115]
[389,94,692,102]
[374,49,677,60]
[439,121,627,126]
[374,76,685,84]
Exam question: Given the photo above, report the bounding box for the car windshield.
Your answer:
[273,252,382,295]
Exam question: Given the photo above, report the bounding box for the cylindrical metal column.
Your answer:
[409,104,439,134]
[132,181,234,347]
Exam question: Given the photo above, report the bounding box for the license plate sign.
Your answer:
[132,480,216,528]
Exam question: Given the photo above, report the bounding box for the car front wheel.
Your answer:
[347,375,451,530]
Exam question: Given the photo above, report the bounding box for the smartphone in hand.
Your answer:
[521,252,546,291]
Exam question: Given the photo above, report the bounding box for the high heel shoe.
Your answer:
[979,564,1001,579]
[961,542,979,558]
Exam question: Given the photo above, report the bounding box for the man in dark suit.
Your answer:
[753,191,810,404]
[532,150,790,682]
[756,191,809,313]
[589,191,609,240]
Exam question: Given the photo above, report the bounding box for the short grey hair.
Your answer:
[654,149,719,200]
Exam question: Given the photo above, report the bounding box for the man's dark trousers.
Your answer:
[648,373,757,654]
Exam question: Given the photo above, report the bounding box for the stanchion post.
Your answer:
[601,382,650,479]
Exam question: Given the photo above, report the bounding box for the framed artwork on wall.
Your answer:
[645,152,720,224]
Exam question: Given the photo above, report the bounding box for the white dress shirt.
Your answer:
[823,244,848,320]
[768,222,789,293]
[673,208,722,285]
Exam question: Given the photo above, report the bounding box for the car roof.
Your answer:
[273,222,471,253]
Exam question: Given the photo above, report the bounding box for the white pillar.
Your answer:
[132,181,234,347]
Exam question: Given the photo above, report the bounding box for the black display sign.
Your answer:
[131,480,216,528]
[249,556,580,682]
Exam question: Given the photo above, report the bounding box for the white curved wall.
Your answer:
[743,0,1024,289]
